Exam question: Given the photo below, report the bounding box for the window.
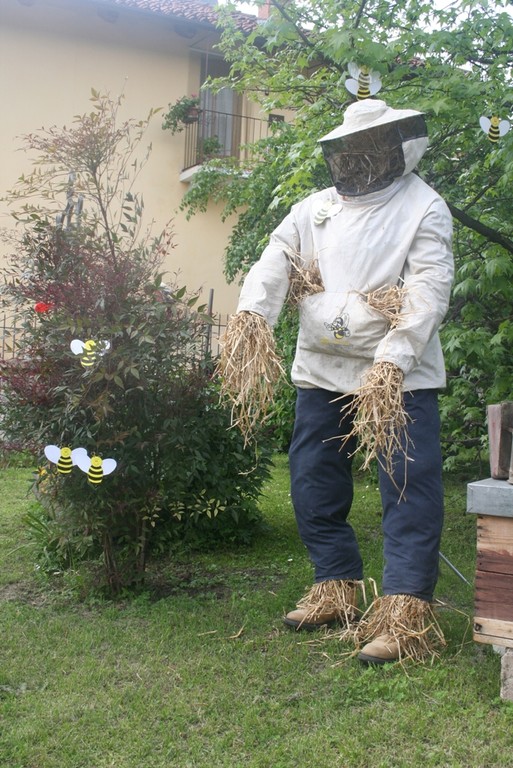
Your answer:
[199,54,242,158]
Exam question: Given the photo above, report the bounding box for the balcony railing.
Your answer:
[182,109,280,171]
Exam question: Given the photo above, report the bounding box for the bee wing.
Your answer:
[345,78,359,96]
[369,75,382,95]
[479,116,491,133]
[70,339,86,355]
[98,340,111,355]
[71,447,89,466]
[347,62,360,79]
[499,120,511,137]
[101,459,117,476]
[44,445,61,464]
[74,453,92,473]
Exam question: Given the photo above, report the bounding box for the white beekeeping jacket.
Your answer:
[237,172,454,394]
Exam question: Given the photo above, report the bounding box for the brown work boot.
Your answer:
[357,633,400,665]
[283,579,360,631]
[356,594,446,665]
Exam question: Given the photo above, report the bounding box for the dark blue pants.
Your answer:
[288,387,444,601]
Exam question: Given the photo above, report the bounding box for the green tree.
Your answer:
[182,0,513,468]
[0,92,272,593]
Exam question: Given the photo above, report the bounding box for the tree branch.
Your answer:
[353,0,368,29]
[270,0,315,49]
[269,0,346,74]
[448,202,513,255]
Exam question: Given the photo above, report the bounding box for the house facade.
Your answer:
[0,0,274,317]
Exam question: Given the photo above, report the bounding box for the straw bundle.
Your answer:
[353,594,446,663]
[340,360,409,477]
[217,311,285,441]
[287,255,324,306]
[335,284,412,480]
[364,283,405,327]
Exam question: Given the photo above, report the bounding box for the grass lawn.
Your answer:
[1,455,512,768]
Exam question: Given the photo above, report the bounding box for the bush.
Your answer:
[0,91,272,594]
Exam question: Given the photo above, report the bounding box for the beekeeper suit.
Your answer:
[236,99,454,664]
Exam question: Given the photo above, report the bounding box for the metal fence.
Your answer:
[0,314,27,359]
[182,109,278,171]
[205,312,229,358]
[0,311,229,362]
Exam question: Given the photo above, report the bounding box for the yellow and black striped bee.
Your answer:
[479,115,510,143]
[44,445,86,474]
[325,313,351,340]
[70,338,110,368]
[75,453,117,485]
[345,64,382,101]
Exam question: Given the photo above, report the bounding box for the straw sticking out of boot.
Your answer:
[296,578,364,626]
[217,311,285,441]
[355,594,446,663]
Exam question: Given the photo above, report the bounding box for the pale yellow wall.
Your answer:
[0,0,242,315]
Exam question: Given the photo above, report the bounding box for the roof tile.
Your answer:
[104,0,259,32]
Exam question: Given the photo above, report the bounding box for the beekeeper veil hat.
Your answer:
[319,99,428,196]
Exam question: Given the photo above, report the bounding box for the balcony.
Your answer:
[180,109,282,175]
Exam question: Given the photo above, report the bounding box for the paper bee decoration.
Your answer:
[74,453,117,485]
[345,63,382,101]
[70,339,111,368]
[44,445,88,475]
[313,201,343,226]
[44,445,117,484]
[479,115,511,143]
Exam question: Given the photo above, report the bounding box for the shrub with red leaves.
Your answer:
[0,92,271,595]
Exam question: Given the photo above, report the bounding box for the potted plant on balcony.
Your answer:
[200,135,223,160]
[162,94,201,134]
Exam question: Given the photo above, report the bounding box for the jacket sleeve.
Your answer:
[373,196,454,374]
[236,211,298,327]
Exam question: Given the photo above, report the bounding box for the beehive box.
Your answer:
[467,478,513,647]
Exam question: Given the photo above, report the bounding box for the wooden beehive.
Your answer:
[467,478,513,647]
[487,401,513,480]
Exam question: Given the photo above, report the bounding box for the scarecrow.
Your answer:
[221,99,454,664]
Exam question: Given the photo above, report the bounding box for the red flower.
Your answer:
[34,302,55,314]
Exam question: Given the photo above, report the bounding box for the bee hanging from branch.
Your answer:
[70,338,111,368]
[479,114,511,143]
[74,452,117,485]
[44,445,88,475]
[345,63,382,101]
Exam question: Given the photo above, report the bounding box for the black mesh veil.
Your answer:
[321,114,428,196]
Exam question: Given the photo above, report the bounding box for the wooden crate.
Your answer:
[467,478,513,647]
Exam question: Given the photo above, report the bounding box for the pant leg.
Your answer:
[379,389,444,602]
[288,387,363,583]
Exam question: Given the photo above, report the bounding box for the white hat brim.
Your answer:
[319,100,424,143]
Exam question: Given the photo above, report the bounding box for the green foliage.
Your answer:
[162,93,201,134]
[183,0,513,470]
[268,306,299,451]
[0,91,272,594]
